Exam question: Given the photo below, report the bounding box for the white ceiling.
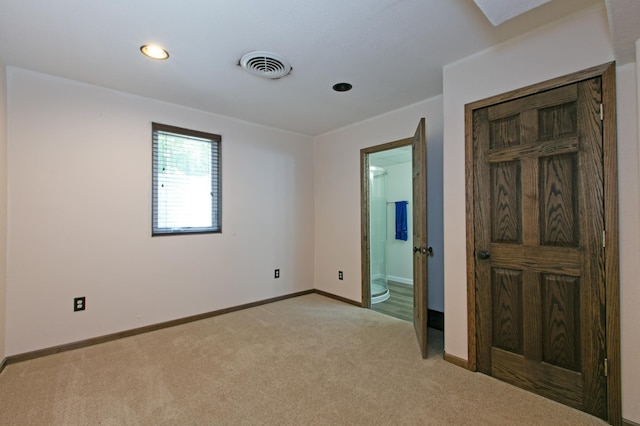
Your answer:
[605,0,640,65]
[0,0,635,136]
[371,146,412,167]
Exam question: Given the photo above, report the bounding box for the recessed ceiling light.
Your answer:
[333,82,352,92]
[140,44,169,60]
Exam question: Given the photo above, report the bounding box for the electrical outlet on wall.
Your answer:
[338,271,343,280]
[74,297,86,312]
[274,269,280,279]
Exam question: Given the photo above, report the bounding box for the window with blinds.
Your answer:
[152,123,221,236]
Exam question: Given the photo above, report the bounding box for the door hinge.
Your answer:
[602,230,606,248]
[604,358,608,376]
[600,103,603,121]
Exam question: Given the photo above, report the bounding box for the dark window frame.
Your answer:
[152,122,221,236]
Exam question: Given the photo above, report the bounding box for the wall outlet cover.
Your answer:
[74,296,86,312]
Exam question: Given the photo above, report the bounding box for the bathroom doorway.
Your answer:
[366,146,413,321]
[361,119,430,357]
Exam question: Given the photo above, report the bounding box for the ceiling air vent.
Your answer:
[239,51,292,80]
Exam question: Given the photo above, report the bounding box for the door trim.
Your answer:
[360,137,412,309]
[464,62,620,424]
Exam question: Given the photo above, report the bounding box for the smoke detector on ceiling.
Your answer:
[239,51,292,80]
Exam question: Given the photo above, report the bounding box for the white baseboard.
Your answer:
[387,275,413,285]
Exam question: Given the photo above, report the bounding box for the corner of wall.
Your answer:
[0,61,8,360]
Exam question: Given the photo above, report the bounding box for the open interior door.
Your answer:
[412,118,429,358]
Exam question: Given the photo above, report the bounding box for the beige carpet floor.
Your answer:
[0,294,607,425]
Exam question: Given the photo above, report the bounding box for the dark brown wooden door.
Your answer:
[412,118,428,358]
[473,78,607,419]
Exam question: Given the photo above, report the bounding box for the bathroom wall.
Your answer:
[385,162,413,285]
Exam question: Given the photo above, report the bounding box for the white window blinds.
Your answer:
[152,123,221,235]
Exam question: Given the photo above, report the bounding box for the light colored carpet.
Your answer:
[0,294,607,425]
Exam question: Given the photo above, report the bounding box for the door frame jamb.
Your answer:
[360,137,413,308]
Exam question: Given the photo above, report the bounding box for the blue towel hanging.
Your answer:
[395,201,408,241]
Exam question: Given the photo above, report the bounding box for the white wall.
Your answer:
[385,162,413,285]
[617,45,640,422]
[442,5,639,422]
[5,68,315,355]
[0,62,7,360]
[314,96,444,311]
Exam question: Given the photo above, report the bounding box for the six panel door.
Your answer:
[473,78,607,419]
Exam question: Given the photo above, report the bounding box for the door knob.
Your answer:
[478,250,490,260]
[414,246,434,255]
